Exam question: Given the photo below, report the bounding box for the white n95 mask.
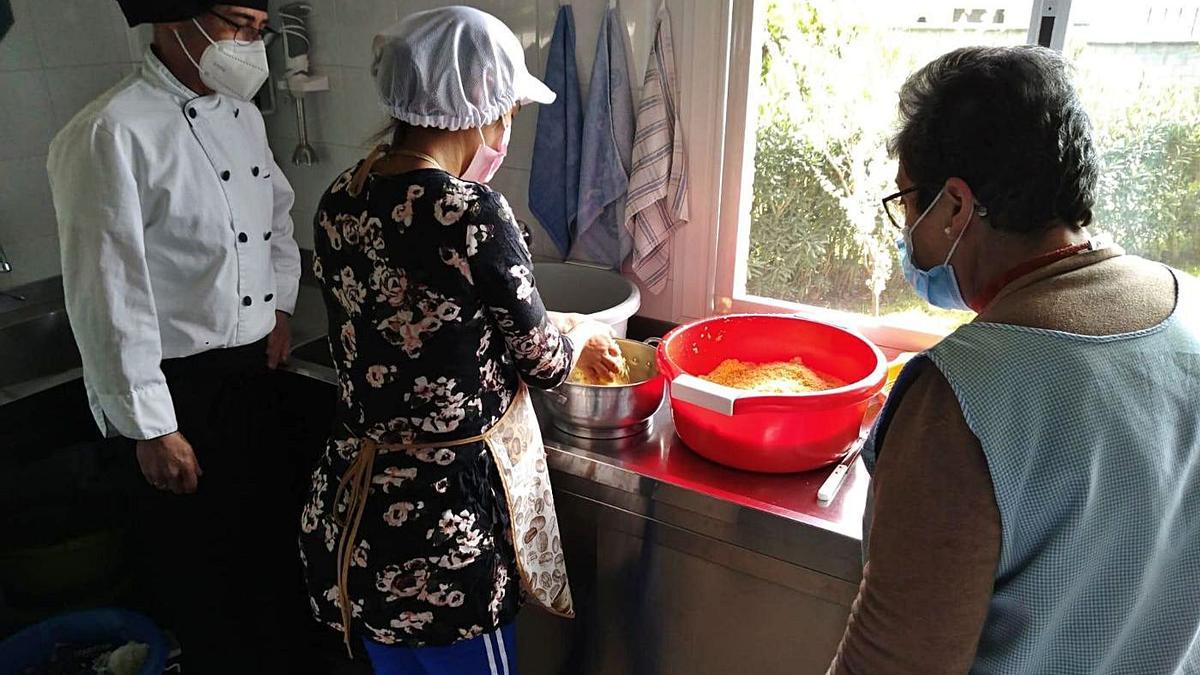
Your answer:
[174,19,269,101]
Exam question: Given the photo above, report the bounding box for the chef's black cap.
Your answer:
[116,0,269,27]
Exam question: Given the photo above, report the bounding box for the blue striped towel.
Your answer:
[571,5,635,270]
[624,1,689,294]
[529,5,582,258]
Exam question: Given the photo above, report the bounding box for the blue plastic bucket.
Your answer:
[0,608,168,675]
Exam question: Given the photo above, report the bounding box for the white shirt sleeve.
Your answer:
[269,156,302,315]
[48,120,177,440]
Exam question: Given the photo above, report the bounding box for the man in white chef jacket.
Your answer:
[47,1,314,671]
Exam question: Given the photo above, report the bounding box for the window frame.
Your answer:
[708,0,1072,352]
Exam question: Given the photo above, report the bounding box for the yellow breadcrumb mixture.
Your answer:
[701,357,842,393]
[568,352,632,386]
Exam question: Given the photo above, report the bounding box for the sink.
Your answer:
[0,279,334,402]
[0,310,81,389]
[0,295,26,314]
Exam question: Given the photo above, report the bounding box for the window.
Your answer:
[714,0,1200,347]
[1064,3,1200,277]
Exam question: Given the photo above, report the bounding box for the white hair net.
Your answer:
[371,6,556,131]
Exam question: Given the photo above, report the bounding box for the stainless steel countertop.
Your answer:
[1,277,869,581]
[283,289,868,581]
[535,402,868,581]
[539,403,868,541]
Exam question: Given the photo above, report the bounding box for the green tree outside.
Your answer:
[746,0,1200,330]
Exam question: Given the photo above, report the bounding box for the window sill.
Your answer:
[724,293,953,355]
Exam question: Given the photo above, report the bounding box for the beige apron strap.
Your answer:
[374,396,524,453]
[333,438,377,657]
[329,397,529,654]
[378,431,486,453]
[347,144,389,197]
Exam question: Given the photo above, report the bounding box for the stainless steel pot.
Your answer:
[536,338,666,439]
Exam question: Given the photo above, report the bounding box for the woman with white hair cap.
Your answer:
[298,6,620,673]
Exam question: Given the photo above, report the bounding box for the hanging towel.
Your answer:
[624,1,689,294]
[529,5,583,258]
[570,5,635,270]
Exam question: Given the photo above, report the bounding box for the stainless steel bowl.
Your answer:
[537,338,666,439]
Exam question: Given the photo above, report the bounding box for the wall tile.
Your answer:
[271,66,382,149]
[266,66,384,150]
[0,155,54,243]
[317,66,387,148]
[0,0,147,289]
[269,135,365,185]
[265,87,305,142]
[480,0,542,165]
[526,218,558,260]
[260,0,670,278]
[0,234,61,290]
[292,216,317,250]
[331,0,396,68]
[12,0,714,320]
[268,136,365,246]
[488,166,533,222]
[46,64,128,130]
[125,24,153,63]
[31,0,130,68]
[568,0,602,98]
[535,0,556,55]
[622,0,659,98]
[285,65,333,144]
[394,0,538,23]
[303,0,342,69]
[505,101,537,171]
[394,0,450,17]
[269,135,327,219]
[0,69,55,161]
[535,0,651,100]
[473,0,540,54]
[487,164,558,255]
[0,0,42,72]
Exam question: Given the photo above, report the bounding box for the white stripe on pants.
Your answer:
[483,632,500,675]
[496,627,511,675]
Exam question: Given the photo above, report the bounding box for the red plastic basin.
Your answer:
[656,314,887,473]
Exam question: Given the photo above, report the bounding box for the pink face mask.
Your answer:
[461,115,511,184]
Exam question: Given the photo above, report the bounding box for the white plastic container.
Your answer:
[532,262,641,338]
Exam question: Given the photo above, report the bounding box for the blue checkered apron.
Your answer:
[864,269,1200,674]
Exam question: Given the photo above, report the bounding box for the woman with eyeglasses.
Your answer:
[297,7,621,674]
[828,46,1200,674]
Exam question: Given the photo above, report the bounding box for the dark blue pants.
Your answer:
[363,624,518,675]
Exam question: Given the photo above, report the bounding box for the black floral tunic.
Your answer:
[299,165,573,647]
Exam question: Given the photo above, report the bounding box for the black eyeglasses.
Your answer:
[882,185,990,229]
[207,9,278,43]
[881,186,921,230]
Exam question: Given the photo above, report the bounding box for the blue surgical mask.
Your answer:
[897,187,973,311]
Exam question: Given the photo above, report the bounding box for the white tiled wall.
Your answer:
[261,0,687,306]
[263,0,554,251]
[0,0,147,290]
[0,0,725,319]
[262,0,734,322]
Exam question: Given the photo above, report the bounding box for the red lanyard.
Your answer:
[971,242,1093,312]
